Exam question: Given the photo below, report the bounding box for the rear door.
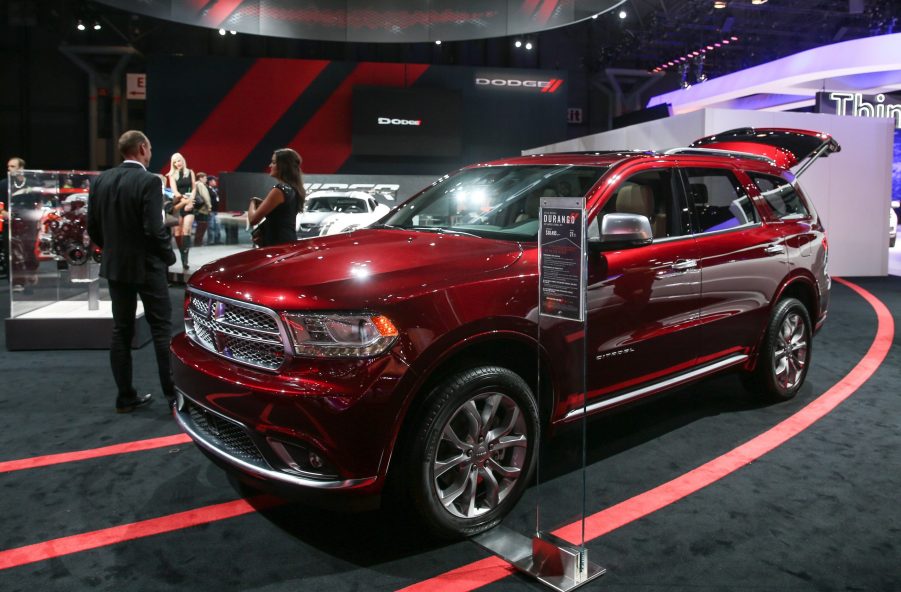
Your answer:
[681,165,786,364]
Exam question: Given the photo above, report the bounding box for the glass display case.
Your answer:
[5,169,149,350]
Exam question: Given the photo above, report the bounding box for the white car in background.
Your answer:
[296,191,390,237]
[890,207,897,248]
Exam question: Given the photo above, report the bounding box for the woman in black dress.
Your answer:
[247,148,305,247]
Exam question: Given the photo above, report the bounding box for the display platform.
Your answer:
[5,299,149,350]
[0,277,898,591]
[167,243,246,284]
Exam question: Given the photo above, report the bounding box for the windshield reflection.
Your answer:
[383,165,608,241]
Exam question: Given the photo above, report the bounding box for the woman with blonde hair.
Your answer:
[167,152,196,271]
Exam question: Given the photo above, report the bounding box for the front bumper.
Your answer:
[170,332,412,493]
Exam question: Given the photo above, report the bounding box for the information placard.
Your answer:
[539,197,585,322]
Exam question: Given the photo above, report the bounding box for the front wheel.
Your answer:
[746,297,812,401]
[404,366,539,539]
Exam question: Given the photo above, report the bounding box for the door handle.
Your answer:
[764,244,785,255]
[671,259,698,271]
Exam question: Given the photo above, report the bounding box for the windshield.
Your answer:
[305,196,369,213]
[382,165,607,240]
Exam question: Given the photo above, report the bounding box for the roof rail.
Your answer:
[663,147,777,165]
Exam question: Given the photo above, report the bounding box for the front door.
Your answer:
[580,166,701,416]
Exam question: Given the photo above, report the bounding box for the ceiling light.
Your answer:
[751,0,768,4]
[229,30,236,35]
[618,10,627,19]
[93,21,101,31]
[514,40,522,48]
[218,28,226,35]
[76,19,86,31]
[434,40,441,45]
[713,1,727,8]
[525,42,533,50]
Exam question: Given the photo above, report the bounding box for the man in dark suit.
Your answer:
[88,130,177,413]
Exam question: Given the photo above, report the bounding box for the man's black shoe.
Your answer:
[116,393,153,413]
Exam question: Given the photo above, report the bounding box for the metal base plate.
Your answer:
[473,527,606,591]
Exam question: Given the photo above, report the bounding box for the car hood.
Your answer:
[297,211,337,225]
[190,228,523,311]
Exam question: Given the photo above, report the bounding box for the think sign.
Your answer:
[816,91,901,129]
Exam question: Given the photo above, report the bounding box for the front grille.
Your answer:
[187,403,268,469]
[187,291,287,371]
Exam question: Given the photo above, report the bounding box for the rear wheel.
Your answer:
[746,297,812,401]
[404,366,539,539]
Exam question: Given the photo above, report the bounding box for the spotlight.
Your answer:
[713,1,727,8]
[618,10,627,19]
[751,0,768,4]
[592,13,599,19]
[514,40,522,48]
[93,21,101,31]
[218,28,226,35]
[435,39,441,45]
[525,41,533,50]
[229,30,236,35]
[76,20,86,31]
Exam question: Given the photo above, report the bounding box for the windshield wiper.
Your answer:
[409,226,481,238]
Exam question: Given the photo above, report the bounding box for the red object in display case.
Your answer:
[171,128,837,538]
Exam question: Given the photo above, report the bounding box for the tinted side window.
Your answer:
[748,173,810,219]
[595,169,685,240]
[684,167,758,234]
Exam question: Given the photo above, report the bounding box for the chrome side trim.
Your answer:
[564,354,749,421]
[174,395,377,491]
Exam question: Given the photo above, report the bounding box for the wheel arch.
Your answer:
[381,329,555,487]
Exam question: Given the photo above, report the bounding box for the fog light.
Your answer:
[308,452,324,469]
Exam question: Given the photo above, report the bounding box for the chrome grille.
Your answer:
[187,403,268,468]
[186,291,287,371]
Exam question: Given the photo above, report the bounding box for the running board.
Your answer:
[564,354,749,421]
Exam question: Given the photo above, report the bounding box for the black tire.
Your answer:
[403,366,539,539]
[746,297,812,401]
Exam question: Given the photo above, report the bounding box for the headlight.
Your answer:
[283,313,398,357]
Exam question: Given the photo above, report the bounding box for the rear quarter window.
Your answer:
[748,172,810,219]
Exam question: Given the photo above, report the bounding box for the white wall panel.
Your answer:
[526,108,894,276]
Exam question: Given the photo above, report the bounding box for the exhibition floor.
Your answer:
[0,277,898,591]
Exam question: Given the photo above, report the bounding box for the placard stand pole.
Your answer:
[473,196,605,591]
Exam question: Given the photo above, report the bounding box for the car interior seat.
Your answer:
[514,189,553,224]
[615,183,666,238]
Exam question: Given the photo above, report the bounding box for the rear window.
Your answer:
[748,173,810,219]
[684,167,759,234]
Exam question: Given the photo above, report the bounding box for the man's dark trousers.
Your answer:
[108,270,175,403]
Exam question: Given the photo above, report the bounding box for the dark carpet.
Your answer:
[0,276,898,591]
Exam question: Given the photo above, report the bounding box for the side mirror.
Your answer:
[588,213,654,251]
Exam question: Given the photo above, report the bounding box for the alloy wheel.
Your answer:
[772,312,808,390]
[432,392,529,519]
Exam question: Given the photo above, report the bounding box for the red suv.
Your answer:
[171,128,836,538]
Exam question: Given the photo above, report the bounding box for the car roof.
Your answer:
[478,152,651,167]
[475,149,790,171]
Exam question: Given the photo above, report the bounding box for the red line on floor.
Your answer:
[0,496,284,571]
[397,277,894,591]
[0,434,192,474]
[0,279,891,577]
